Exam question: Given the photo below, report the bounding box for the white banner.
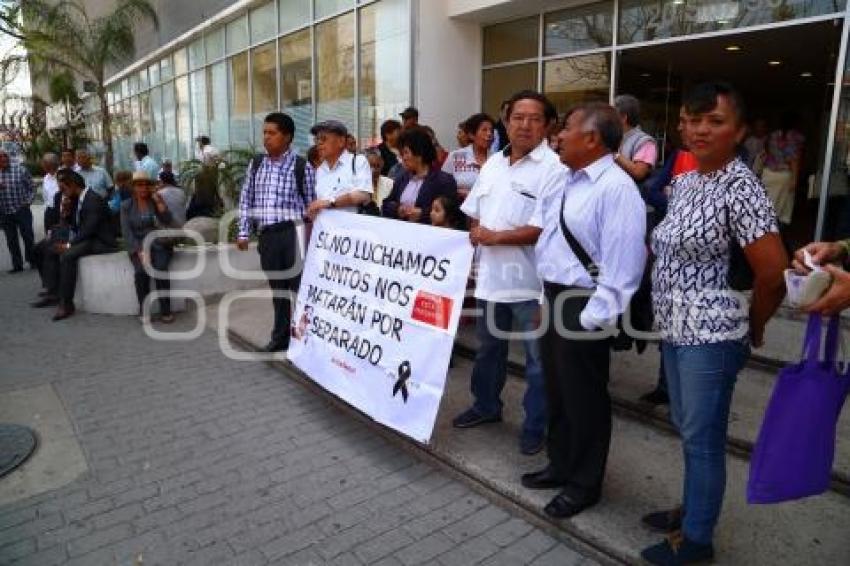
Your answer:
[288,211,474,443]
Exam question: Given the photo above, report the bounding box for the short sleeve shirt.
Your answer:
[442,145,488,191]
[633,139,658,166]
[650,158,779,345]
[461,141,566,303]
[316,151,373,213]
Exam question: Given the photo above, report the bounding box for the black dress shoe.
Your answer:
[262,340,288,352]
[52,305,76,321]
[521,467,567,490]
[543,491,599,519]
[32,296,59,308]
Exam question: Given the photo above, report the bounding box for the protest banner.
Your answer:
[287,211,474,443]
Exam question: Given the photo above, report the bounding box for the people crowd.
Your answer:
[6,79,850,566]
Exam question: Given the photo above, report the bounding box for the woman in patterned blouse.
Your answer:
[641,83,787,565]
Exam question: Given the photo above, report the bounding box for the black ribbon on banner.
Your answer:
[393,361,411,403]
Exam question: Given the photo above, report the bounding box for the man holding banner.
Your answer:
[306,120,373,219]
[237,112,316,353]
[452,90,567,456]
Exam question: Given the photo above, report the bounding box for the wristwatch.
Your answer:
[328,196,337,209]
[838,239,850,257]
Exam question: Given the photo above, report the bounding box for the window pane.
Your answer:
[206,27,225,61]
[280,0,310,34]
[483,16,538,66]
[139,91,152,138]
[227,16,249,55]
[316,12,355,126]
[619,0,847,44]
[160,55,173,81]
[189,38,205,70]
[190,70,209,151]
[545,2,613,56]
[148,62,160,86]
[148,86,163,160]
[251,1,277,43]
[162,81,177,160]
[121,78,130,99]
[316,0,354,20]
[176,75,192,160]
[138,68,149,90]
[482,63,538,118]
[173,48,188,76]
[229,52,252,147]
[359,0,409,147]
[544,53,610,116]
[280,29,313,152]
[207,62,229,148]
[253,41,278,145]
[129,95,141,139]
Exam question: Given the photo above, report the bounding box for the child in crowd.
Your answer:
[429,195,465,230]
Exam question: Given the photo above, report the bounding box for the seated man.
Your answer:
[31,181,73,293]
[35,170,118,321]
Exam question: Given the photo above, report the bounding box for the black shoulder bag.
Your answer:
[557,190,653,352]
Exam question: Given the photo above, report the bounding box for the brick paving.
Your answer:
[0,271,595,565]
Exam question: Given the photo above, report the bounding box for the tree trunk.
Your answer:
[97,84,114,175]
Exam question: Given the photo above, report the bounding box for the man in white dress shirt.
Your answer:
[521,102,647,518]
[453,90,566,456]
[307,120,372,219]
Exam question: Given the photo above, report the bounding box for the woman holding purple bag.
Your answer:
[641,82,787,564]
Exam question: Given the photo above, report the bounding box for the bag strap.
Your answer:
[803,313,824,363]
[293,155,307,206]
[824,314,842,366]
[558,189,599,283]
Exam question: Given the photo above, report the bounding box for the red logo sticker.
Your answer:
[411,291,453,330]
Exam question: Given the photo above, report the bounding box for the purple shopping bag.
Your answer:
[748,313,850,504]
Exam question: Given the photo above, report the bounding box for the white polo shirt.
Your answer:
[461,140,566,303]
[316,150,372,213]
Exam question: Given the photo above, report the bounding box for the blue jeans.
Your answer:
[662,340,749,545]
[470,299,546,436]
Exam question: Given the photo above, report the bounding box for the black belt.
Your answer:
[259,220,295,234]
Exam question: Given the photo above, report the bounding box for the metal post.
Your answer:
[815,13,850,240]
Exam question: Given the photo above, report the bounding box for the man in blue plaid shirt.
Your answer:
[237,112,316,352]
[0,150,35,273]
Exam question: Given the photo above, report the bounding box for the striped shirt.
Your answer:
[237,149,316,238]
[0,163,33,214]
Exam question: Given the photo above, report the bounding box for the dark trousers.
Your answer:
[258,223,301,347]
[43,239,117,306]
[2,206,35,269]
[541,283,613,502]
[32,238,51,287]
[130,243,173,315]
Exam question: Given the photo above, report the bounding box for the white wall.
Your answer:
[414,0,482,151]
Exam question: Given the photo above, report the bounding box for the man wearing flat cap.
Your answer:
[306,120,372,220]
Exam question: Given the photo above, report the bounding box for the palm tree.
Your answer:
[16,0,159,173]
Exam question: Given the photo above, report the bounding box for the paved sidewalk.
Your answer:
[0,271,596,566]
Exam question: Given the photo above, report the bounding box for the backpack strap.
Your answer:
[293,155,307,206]
[558,189,599,283]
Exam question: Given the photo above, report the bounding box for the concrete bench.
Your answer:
[74,243,265,315]
[0,205,45,271]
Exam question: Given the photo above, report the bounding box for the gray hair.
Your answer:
[42,153,58,166]
[567,102,623,153]
[614,94,641,127]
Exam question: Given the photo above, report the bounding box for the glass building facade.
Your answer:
[90,0,411,170]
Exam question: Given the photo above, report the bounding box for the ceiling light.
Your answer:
[717,19,729,25]
[800,71,813,77]
[640,72,651,77]
[725,45,741,51]
[768,60,782,66]
[673,0,684,4]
